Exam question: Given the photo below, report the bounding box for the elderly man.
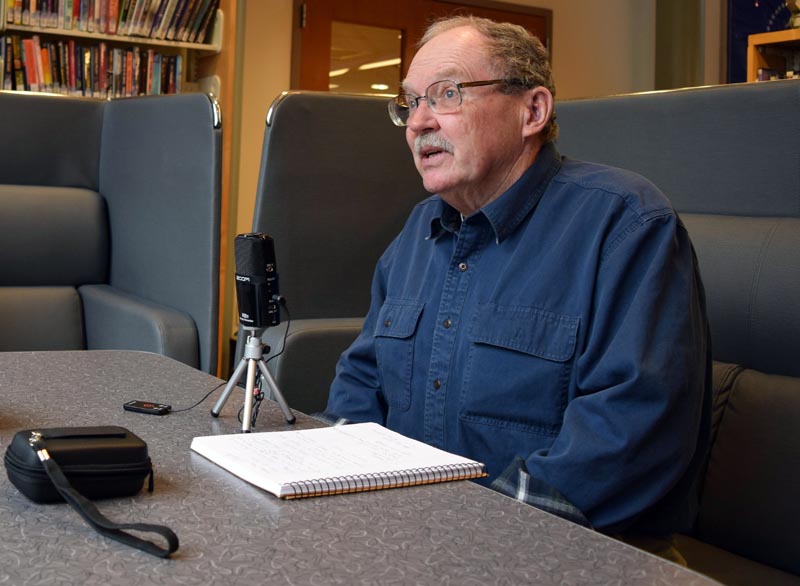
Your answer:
[325,15,711,559]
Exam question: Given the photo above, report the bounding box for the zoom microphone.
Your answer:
[234,233,280,329]
[213,233,295,429]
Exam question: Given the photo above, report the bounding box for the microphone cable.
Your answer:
[171,297,291,418]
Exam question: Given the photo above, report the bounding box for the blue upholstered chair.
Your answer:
[0,92,221,373]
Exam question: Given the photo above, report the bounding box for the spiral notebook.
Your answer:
[190,422,487,499]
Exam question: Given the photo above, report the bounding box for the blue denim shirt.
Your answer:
[327,142,711,534]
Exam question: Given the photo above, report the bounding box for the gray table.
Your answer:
[0,351,719,585]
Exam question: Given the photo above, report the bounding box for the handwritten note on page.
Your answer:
[190,423,486,498]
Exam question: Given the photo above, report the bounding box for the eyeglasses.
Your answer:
[388,79,514,127]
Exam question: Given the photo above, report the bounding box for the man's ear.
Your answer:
[521,86,554,139]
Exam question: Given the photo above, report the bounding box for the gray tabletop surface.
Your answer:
[0,350,720,586]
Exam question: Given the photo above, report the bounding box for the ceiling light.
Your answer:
[329,68,349,78]
[371,84,390,91]
[358,58,401,71]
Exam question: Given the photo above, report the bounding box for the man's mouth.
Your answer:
[415,134,453,160]
[421,147,446,159]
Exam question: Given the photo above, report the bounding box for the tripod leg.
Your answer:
[211,358,248,417]
[241,359,259,433]
[256,360,296,424]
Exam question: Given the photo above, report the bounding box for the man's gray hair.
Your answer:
[419,15,558,143]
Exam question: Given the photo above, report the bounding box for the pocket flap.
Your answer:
[374,300,425,339]
[471,304,579,362]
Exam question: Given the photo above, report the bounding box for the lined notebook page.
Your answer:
[191,422,486,498]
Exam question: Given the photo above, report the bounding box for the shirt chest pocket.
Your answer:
[373,300,424,412]
[460,304,579,437]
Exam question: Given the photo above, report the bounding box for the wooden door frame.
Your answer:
[290,0,553,90]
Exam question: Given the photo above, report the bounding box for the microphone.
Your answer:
[234,233,280,329]
[212,232,295,428]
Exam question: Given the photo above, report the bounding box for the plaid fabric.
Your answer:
[491,457,591,528]
[313,412,351,427]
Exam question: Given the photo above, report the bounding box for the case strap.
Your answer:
[29,432,179,558]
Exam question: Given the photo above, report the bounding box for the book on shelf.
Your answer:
[116,0,131,33]
[187,0,216,43]
[146,0,167,37]
[13,35,26,89]
[40,43,52,91]
[190,422,488,500]
[29,0,39,28]
[1,35,8,89]
[1,33,183,96]
[133,0,152,36]
[126,0,142,34]
[166,0,188,40]
[21,37,38,90]
[143,0,162,37]
[106,0,118,33]
[87,0,97,32]
[97,0,105,33]
[121,0,139,35]
[152,0,177,39]
[31,34,44,89]
[180,0,206,41]
[3,0,217,45]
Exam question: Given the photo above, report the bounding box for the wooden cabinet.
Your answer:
[747,28,800,81]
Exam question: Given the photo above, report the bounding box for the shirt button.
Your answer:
[384,319,392,327]
[458,262,468,272]
[433,379,442,390]
[443,319,452,329]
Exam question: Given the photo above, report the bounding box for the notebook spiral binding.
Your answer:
[285,462,487,499]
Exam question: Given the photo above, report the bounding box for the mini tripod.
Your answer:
[210,332,295,432]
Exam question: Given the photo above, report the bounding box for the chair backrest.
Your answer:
[252,92,429,320]
[0,92,221,373]
[556,79,800,378]
[100,94,222,373]
[555,80,800,217]
[0,91,105,189]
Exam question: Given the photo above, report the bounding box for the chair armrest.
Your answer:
[80,284,199,368]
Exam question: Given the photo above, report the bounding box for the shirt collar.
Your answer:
[428,202,462,239]
[427,142,562,243]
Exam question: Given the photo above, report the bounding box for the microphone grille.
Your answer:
[234,233,275,275]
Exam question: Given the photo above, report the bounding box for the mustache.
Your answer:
[414,133,453,156]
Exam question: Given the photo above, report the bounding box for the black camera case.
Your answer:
[4,426,153,503]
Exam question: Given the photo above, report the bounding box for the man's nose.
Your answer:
[407,98,438,132]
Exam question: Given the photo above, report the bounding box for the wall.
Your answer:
[532,0,657,99]
[238,0,294,237]
[703,0,726,85]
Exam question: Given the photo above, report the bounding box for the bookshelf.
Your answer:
[747,28,800,82]
[1,0,223,96]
